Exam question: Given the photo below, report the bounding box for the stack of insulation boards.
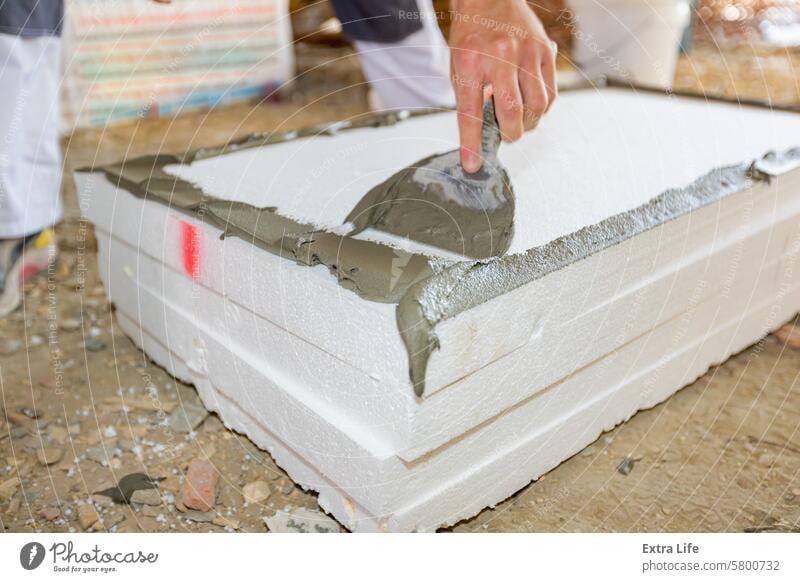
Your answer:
[75,87,800,532]
[62,0,293,128]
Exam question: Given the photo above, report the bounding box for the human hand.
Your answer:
[449,0,557,173]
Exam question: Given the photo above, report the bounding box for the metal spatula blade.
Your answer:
[346,99,515,260]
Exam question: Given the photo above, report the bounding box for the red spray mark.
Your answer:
[180,221,201,280]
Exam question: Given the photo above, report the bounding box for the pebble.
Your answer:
[773,324,800,349]
[131,489,162,506]
[18,406,40,419]
[59,318,82,332]
[617,456,638,476]
[83,337,107,352]
[91,494,114,508]
[264,507,341,533]
[243,481,271,504]
[142,505,161,518]
[181,509,215,523]
[85,446,118,466]
[182,458,218,512]
[77,504,100,530]
[48,425,68,444]
[168,403,209,433]
[0,477,21,500]
[212,515,240,530]
[37,447,64,466]
[39,507,61,521]
[94,473,164,504]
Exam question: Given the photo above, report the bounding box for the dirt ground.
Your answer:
[1,43,800,533]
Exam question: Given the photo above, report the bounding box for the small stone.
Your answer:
[83,337,107,352]
[243,481,270,504]
[117,439,136,452]
[181,509,215,523]
[104,512,125,528]
[773,324,800,349]
[94,472,164,504]
[182,458,218,512]
[212,515,240,529]
[141,505,160,518]
[37,447,63,466]
[0,338,21,356]
[77,504,100,530]
[617,456,637,476]
[168,403,209,433]
[130,489,162,506]
[3,410,31,426]
[0,477,20,500]
[18,406,40,419]
[39,507,61,521]
[91,494,114,508]
[59,318,81,332]
[264,507,341,533]
[85,446,116,466]
[791,488,800,497]
[48,425,68,444]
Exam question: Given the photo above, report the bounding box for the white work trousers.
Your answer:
[0,32,62,238]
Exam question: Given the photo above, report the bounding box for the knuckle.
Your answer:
[456,34,483,56]
[528,92,548,114]
[492,36,517,60]
[454,49,480,73]
[499,93,521,113]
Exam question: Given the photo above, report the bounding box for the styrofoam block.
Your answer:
[88,170,800,524]
[80,161,800,460]
[110,246,800,530]
[77,88,800,531]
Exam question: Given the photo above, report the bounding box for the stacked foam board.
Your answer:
[75,88,800,531]
[62,0,293,128]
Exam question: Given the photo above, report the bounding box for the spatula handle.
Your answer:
[482,99,502,161]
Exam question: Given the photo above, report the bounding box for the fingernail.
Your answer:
[462,150,480,173]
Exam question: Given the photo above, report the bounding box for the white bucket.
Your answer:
[565,0,692,88]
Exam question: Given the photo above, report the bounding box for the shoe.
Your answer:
[0,229,57,316]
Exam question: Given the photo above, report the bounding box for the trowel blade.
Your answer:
[346,100,515,260]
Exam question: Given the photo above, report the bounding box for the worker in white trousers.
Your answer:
[0,0,555,316]
[0,0,171,316]
[0,1,63,315]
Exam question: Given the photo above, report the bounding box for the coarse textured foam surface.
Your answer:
[77,88,800,531]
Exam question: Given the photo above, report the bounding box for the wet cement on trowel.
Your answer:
[84,108,800,397]
[347,101,515,260]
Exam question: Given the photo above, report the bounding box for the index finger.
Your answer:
[453,70,485,174]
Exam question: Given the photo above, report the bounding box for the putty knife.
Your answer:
[346,99,515,259]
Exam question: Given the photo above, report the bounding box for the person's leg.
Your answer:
[0,33,62,237]
[330,0,455,110]
[0,32,61,315]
